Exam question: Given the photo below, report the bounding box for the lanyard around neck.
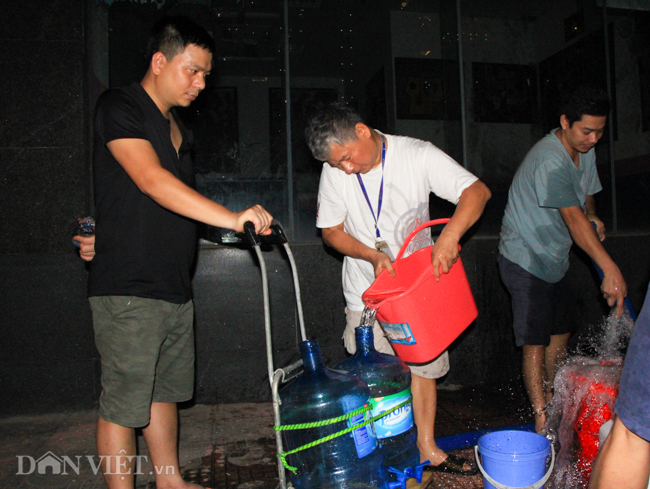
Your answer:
[356,137,386,239]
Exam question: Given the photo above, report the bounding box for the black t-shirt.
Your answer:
[88,83,197,304]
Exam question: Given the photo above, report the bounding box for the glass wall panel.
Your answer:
[288,0,472,241]
[286,0,394,242]
[455,0,649,235]
[87,0,650,243]
[458,0,540,235]
[534,1,618,231]
[605,3,650,232]
[433,0,464,225]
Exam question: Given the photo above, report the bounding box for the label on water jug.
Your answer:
[348,409,379,458]
[370,388,414,439]
[379,321,417,345]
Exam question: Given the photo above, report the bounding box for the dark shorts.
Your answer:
[616,283,650,442]
[498,253,574,347]
[89,296,195,428]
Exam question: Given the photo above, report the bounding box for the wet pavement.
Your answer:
[0,381,533,488]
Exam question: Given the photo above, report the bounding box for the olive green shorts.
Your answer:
[89,296,195,428]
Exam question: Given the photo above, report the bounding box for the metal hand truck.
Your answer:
[239,221,307,489]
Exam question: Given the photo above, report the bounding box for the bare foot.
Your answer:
[418,443,447,465]
[419,444,474,473]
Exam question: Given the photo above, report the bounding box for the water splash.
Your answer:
[543,308,634,489]
[572,308,635,360]
[360,305,378,327]
[599,309,634,359]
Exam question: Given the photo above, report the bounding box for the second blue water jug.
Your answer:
[279,339,387,489]
[335,325,420,472]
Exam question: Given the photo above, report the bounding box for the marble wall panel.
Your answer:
[0,1,86,256]
[446,237,521,385]
[0,253,95,366]
[195,348,273,404]
[0,148,88,254]
[0,253,97,416]
[0,0,82,41]
[2,234,649,415]
[192,243,349,404]
[193,245,298,353]
[0,359,97,416]
[293,243,348,347]
[0,40,84,149]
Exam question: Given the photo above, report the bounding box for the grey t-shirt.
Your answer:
[498,128,602,283]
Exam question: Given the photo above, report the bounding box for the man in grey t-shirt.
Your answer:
[498,85,627,433]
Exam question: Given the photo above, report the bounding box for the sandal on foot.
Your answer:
[423,454,479,476]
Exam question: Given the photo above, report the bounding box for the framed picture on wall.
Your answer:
[472,62,535,124]
[394,57,460,121]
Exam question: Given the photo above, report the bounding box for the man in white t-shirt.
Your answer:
[306,103,491,475]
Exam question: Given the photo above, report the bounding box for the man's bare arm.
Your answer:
[107,138,272,234]
[559,205,626,315]
[584,194,605,241]
[322,222,395,278]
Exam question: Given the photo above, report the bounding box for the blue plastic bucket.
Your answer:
[475,430,554,489]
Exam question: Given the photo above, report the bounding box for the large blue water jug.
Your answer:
[279,339,387,489]
[335,325,419,473]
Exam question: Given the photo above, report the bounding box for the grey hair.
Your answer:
[304,103,365,161]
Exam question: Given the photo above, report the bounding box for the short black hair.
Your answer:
[304,103,365,162]
[561,84,611,127]
[147,16,215,62]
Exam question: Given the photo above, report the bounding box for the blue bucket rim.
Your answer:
[478,430,550,462]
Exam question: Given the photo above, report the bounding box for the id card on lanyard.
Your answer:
[356,137,395,262]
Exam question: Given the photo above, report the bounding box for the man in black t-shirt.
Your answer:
[76,17,272,489]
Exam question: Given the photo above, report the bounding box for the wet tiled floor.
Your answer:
[0,381,533,488]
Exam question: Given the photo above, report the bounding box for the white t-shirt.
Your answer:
[316,133,478,311]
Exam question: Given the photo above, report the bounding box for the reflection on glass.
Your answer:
[89,0,650,241]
